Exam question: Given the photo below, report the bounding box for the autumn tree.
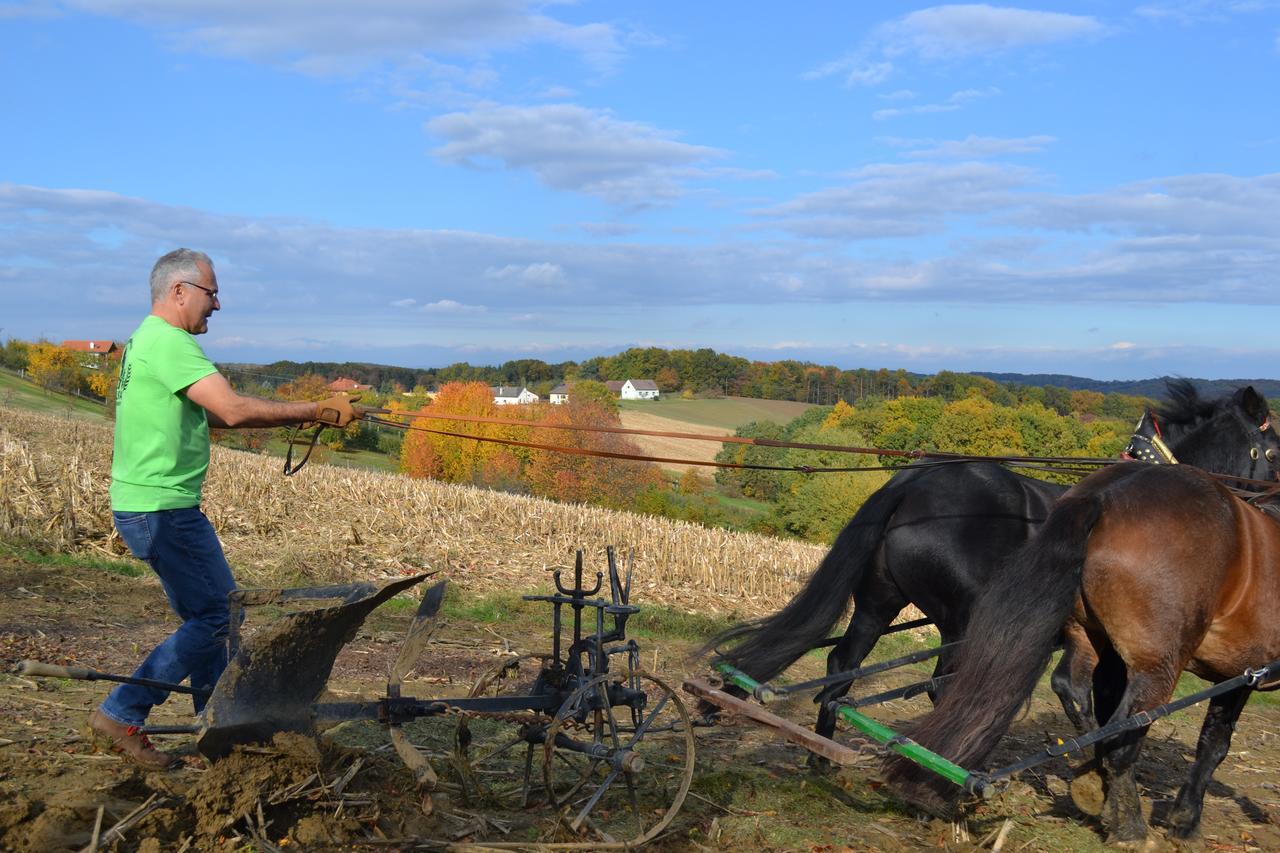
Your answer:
[568,380,618,414]
[0,338,30,371]
[524,396,662,506]
[930,394,1024,457]
[399,382,527,485]
[27,342,84,393]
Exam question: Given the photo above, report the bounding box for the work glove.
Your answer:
[314,394,361,428]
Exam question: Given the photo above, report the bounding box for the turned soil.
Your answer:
[3,552,1280,851]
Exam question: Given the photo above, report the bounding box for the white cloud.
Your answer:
[537,85,578,99]
[1135,1,1278,25]
[4,175,1280,368]
[873,86,1001,120]
[485,261,567,288]
[899,134,1056,159]
[421,299,486,314]
[427,103,724,206]
[881,4,1105,60]
[756,161,1039,239]
[812,4,1104,88]
[64,0,623,74]
[579,222,641,237]
[1,1,61,19]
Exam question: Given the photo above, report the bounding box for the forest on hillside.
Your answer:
[253,376,1149,546]
[213,344,1273,410]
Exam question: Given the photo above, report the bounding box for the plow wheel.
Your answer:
[542,670,695,846]
[453,653,554,807]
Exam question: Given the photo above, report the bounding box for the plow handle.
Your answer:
[17,659,211,696]
[19,661,95,680]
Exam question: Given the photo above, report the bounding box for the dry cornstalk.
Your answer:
[0,405,925,623]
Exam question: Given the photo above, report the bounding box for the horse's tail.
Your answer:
[882,490,1105,816]
[703,469,916,684]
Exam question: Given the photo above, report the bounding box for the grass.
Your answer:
[0,538,144,577]
[0,370,109,421]
[433,586,739,647]
[248,436,401,474]
[619,395,814,431]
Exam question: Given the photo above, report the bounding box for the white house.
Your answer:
[549,383,570,405]
[492,385,540,405]
[620,379,660,400]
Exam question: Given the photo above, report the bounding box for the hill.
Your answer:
[974,372,1280,399]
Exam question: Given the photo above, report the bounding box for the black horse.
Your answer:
[711,381,1280,744]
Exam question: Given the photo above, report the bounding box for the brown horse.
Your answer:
[883,462,1280,843]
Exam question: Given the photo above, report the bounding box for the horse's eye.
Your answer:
[1268,449,1278,463]
[1251,448,1260,460]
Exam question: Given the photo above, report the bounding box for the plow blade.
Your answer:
[197,573,432,760]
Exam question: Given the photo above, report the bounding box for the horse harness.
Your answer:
[1122,408,1277,482]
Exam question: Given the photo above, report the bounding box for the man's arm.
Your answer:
[185,372,329,428]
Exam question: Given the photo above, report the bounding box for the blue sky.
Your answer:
[3,1,1279,380]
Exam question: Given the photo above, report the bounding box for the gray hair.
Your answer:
[150,249,214,304]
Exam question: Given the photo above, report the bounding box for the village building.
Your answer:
[601,379,659,400]
[620,379,660,400]
[492,386,540,405]
[549,383,570,405]
[60,340,118,369]
[328,376,373,392]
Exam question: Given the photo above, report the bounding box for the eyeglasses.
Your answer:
[178,280,220,301]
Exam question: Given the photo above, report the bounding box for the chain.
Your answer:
[446,705,594,731]
[448,706,551,727]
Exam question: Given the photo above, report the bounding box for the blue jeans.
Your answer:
[98,507,236,727]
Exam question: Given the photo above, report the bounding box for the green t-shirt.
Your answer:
[109,315,220,511]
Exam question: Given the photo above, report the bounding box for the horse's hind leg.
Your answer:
[1051,621,1100,734]
[1167,684,1251,840]
[1096,667,1175,844]
[811,589,905,760]
[1052,624,1105,815]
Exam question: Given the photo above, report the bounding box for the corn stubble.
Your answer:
[0,406,830,616]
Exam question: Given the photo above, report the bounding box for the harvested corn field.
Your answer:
[0,406,826,615]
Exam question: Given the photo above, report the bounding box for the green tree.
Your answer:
[770,421,891,542]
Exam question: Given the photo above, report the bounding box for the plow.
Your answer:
[21,547,695,848]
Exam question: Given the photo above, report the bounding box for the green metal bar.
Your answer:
[713,663,989,797]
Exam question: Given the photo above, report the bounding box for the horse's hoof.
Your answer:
[1069,768,1104,817]
[1166,809,1202,841]
[1104,822,1152,848]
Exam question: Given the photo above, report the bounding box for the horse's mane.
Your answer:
[1155,378,1229,428]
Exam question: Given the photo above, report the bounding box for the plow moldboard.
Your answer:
[197,573,431,759]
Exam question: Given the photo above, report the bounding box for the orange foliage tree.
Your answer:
[399,382,528,484]
[524,397,663,506]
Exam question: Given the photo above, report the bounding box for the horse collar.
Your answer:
[1122,410,1178,464]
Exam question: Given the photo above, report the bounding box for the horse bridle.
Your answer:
[1236,410,1277,482]
[1121,411,1178,464]
[1121,409,1277,478]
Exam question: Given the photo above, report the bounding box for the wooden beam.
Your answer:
[682,678,865,767]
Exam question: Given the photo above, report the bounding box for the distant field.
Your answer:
[0,370,108,421]
[618,395,814,431]
[617,409,731,477]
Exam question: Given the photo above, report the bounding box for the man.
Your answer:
[89,248,359,769]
